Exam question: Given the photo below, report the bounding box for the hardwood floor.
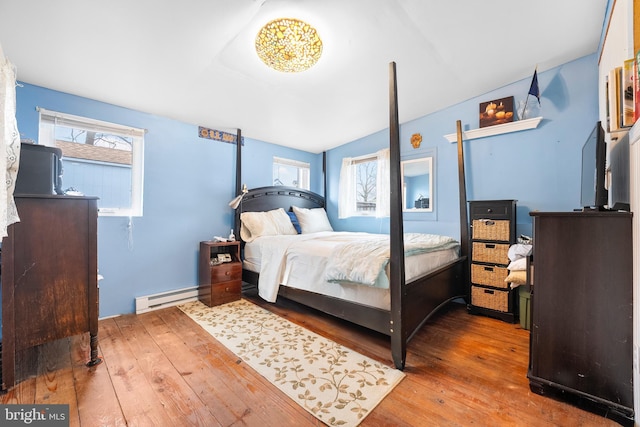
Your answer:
[1,293,622,426]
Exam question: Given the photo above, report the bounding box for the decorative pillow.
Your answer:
[504,270,527,285]
[240,208,297,242]
[287,210,302,234]
[292,206,333,233]
[507,257,527,271]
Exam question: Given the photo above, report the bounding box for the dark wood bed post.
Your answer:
[322,151,327,197]
[234,128,242,235]
[388,61,407,370]
[456,121,470,288]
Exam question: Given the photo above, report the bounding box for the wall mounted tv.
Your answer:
[580,121,608,210]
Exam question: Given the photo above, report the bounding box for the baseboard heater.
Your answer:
[135,286,199,314]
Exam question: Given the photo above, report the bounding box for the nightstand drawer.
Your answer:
[471,242,509,264]
[211,280,242,305]
[199,279,241,307]
[211,262,242,283]
[472,219,511,241]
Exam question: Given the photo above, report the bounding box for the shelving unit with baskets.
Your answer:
[468,200,517,322]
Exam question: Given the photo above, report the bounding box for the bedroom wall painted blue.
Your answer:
[13,83,323,317]
[326,53,599,240]
[10,52,597,317]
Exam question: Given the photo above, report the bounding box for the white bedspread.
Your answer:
[254,231,460,303]
[325,233,459,286]
[257,231,370,302]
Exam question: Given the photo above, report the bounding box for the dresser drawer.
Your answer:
[470,201,513,219]
[211,262,242,283]
[471,263,509,289]
[472,219,511,241]
[471,242,509,265]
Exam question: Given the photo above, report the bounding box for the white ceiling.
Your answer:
[0,0,607,153]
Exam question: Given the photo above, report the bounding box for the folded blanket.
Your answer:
[325,233,459,287]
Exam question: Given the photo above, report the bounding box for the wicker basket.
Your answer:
[471,264,509,288]
[472,219,510,241]
[471,286,510,312]
[471,242,510,264]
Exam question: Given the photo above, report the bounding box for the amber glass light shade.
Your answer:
[255,18,322,73]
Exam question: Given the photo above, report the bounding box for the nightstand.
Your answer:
[198,241,242,307]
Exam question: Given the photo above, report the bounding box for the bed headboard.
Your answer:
[240,186,325,213]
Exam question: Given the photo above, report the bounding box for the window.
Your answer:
[273,156,310,190]
[338,148,390,218]
[38,108,144,216]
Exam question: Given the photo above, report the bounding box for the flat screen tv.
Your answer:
[609,130,630,211]
[580,121,608,210]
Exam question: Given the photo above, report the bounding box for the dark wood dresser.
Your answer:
[528,211,633,423]
[468,200,517,322]
[1,195,101,390]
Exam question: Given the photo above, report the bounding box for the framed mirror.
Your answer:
[401,157,433,212]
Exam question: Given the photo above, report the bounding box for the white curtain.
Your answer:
[0,44,21,238]
[375,148,390,218]
[338,148,391,219]
[338,156,355,218]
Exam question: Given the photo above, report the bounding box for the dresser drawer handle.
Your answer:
[483,266,494,272]
[483,289,495,295]
[486,208,493,213]
[485,220,495,226]
[485,244,496,249]
[225,271,231,276]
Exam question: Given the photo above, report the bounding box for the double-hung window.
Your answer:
[273,156,310,190]
[38,108,145,216]
[338,148,390,218]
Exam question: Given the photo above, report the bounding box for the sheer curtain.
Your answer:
[338,156,356,218]
[375,148,390,218]
[338,148,390,219]
[0,44,21,238]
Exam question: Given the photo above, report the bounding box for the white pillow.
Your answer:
[240,208,297,242]
[507,257,527,271]
[291,206,333,234]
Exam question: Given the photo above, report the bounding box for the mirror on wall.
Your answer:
[401,157,433,212]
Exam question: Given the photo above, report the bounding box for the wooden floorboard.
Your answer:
[0,293,621,426]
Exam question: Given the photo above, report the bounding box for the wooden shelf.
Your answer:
[445,116,543,143]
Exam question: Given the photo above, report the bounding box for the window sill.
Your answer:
[444,116,543,143]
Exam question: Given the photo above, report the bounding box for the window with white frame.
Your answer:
[38,108,145,217]
[273,156,310,190]
[338,148,390,218]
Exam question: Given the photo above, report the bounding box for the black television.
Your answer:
[580,121,608,210]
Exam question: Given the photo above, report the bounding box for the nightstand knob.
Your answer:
[486,208,493,213]
[225,271,231,276]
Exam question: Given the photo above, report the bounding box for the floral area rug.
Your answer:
[178,299,405,426]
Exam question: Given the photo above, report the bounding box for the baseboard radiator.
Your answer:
[135,286,199,314]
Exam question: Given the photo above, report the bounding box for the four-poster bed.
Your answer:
[235,62,469,369]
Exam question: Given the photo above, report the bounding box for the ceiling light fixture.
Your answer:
[255,18,322,73]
